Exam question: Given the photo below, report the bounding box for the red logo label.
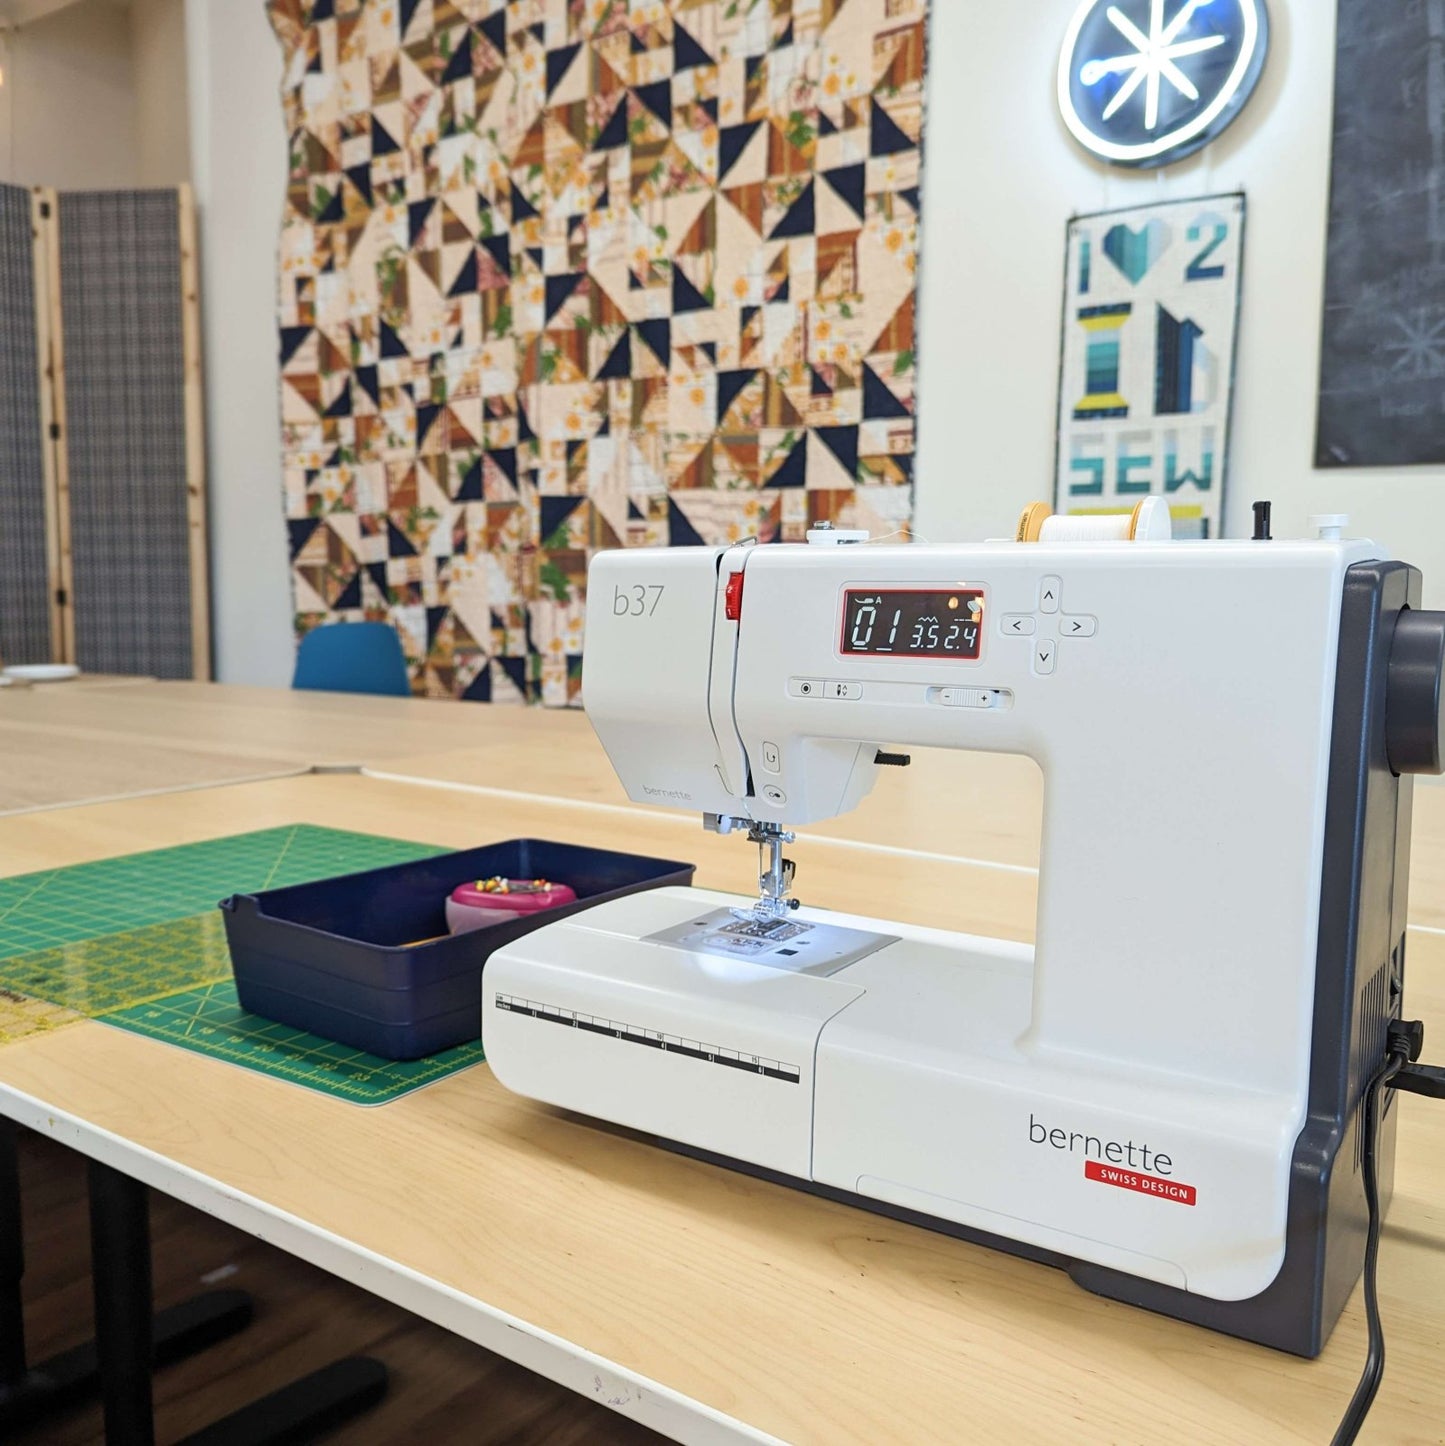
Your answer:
[1085,1160,1197,1206]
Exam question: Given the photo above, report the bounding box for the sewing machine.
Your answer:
[483,508,1445,1357]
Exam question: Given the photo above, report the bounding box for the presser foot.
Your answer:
[704,813,799,920]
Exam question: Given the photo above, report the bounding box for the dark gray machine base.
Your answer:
[666,560,1419,1359]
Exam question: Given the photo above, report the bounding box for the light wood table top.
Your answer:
[0,771,1443,1444]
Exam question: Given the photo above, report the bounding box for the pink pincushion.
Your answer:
[445,877,577,935]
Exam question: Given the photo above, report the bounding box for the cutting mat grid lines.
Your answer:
[102,981,486,1106]
[0,825,482,1102]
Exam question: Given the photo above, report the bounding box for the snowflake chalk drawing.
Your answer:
[1058,0,1270,167]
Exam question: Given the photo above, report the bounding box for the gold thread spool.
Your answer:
[1016,502,1053,542]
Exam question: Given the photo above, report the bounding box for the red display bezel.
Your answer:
[838,587,986,661]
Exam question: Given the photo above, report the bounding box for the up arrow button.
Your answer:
[1039,576,1062,614]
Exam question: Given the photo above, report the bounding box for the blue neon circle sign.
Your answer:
[1058,0,1269,168]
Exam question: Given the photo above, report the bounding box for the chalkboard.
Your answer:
[1318,1,1445,467]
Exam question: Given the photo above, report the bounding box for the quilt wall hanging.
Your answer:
[269,0,927,705]
[1054,193,1244,541]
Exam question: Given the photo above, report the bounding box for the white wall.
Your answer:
[0,0,137,189]
[185,0,293,686]
[916,0,1445,607]
[131,0,190,186]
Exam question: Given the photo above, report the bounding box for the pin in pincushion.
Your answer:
[446,876,578,935]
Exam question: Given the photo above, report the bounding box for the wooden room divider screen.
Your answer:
[0,182,209,679]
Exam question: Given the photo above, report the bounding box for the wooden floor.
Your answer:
[10,1128,662,1444]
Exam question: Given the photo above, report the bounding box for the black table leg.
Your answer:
[0,1124,252,1437]
[88,1158,156,1446]
[11,1134,387,1444]
[0,1118,29,1386]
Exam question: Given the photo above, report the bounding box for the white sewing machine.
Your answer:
[484,505,1445,1355]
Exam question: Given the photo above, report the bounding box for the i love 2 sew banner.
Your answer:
[1054,193,1244,539]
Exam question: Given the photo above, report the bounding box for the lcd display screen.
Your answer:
[840,589,985,659]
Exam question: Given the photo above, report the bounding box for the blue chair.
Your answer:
[293,622,411,697]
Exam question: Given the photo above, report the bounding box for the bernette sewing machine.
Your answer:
[484,503,1445,1358]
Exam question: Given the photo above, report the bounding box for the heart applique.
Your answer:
[1103,219,1172,285]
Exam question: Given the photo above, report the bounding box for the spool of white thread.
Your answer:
[1020,497,1173,543]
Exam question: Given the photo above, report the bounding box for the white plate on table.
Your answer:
[2,664,80,683]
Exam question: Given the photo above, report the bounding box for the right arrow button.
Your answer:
[1062,615,1097,637]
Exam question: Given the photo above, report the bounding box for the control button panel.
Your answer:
[999,579,1097,675]
[790,677,862,700]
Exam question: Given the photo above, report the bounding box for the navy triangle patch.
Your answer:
[870,102,914,157]
[719,121,760,180]
[387,520,418,558]
[545,272,585,322]
[593,98,629,151]
[333,571,362,611]
[345,163,372,208]
[547,42,581,95]
[596,330,632,380]
[448,248,478,297]
[408,199,436,247]
[864,365,912,421]
[491,447,517,486]
[511,187,539,223]
[767,434,809,488]
[454,454,483,501]
[632,79,672,128]
[478,11,506,57]
[668,497,706,547]
[279,325,312,368]
[380,320,408,358]
[635,318,671,370]
[769,181,815,240]
[816,425,859,479]
[541,495,584,540]
[716,368,757,421]
[441,30,472,85]
[672,266,710,314]
[481,232,511,274]
[287,517,321,560]
[355,364,379,408]
[823,163,866,221]
[463,666,492,702]
[371,116,400,156]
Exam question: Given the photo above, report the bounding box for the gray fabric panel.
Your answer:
[58,190,193,678]
[0,183,52,666]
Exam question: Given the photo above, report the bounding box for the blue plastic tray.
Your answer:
[221,839,694,1060]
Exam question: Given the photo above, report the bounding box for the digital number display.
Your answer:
[841,589,985,659]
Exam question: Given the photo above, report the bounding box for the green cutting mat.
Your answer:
[104,981,486,1105]
[0,826,487,1105]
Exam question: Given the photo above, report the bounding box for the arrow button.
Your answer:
[1000,613,1036,637]
[1039,576,1062,614]
[1063,615,1097,637]
[1033,641,1056,677]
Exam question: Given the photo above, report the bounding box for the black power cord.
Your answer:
[1330,1020,1444,1446]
